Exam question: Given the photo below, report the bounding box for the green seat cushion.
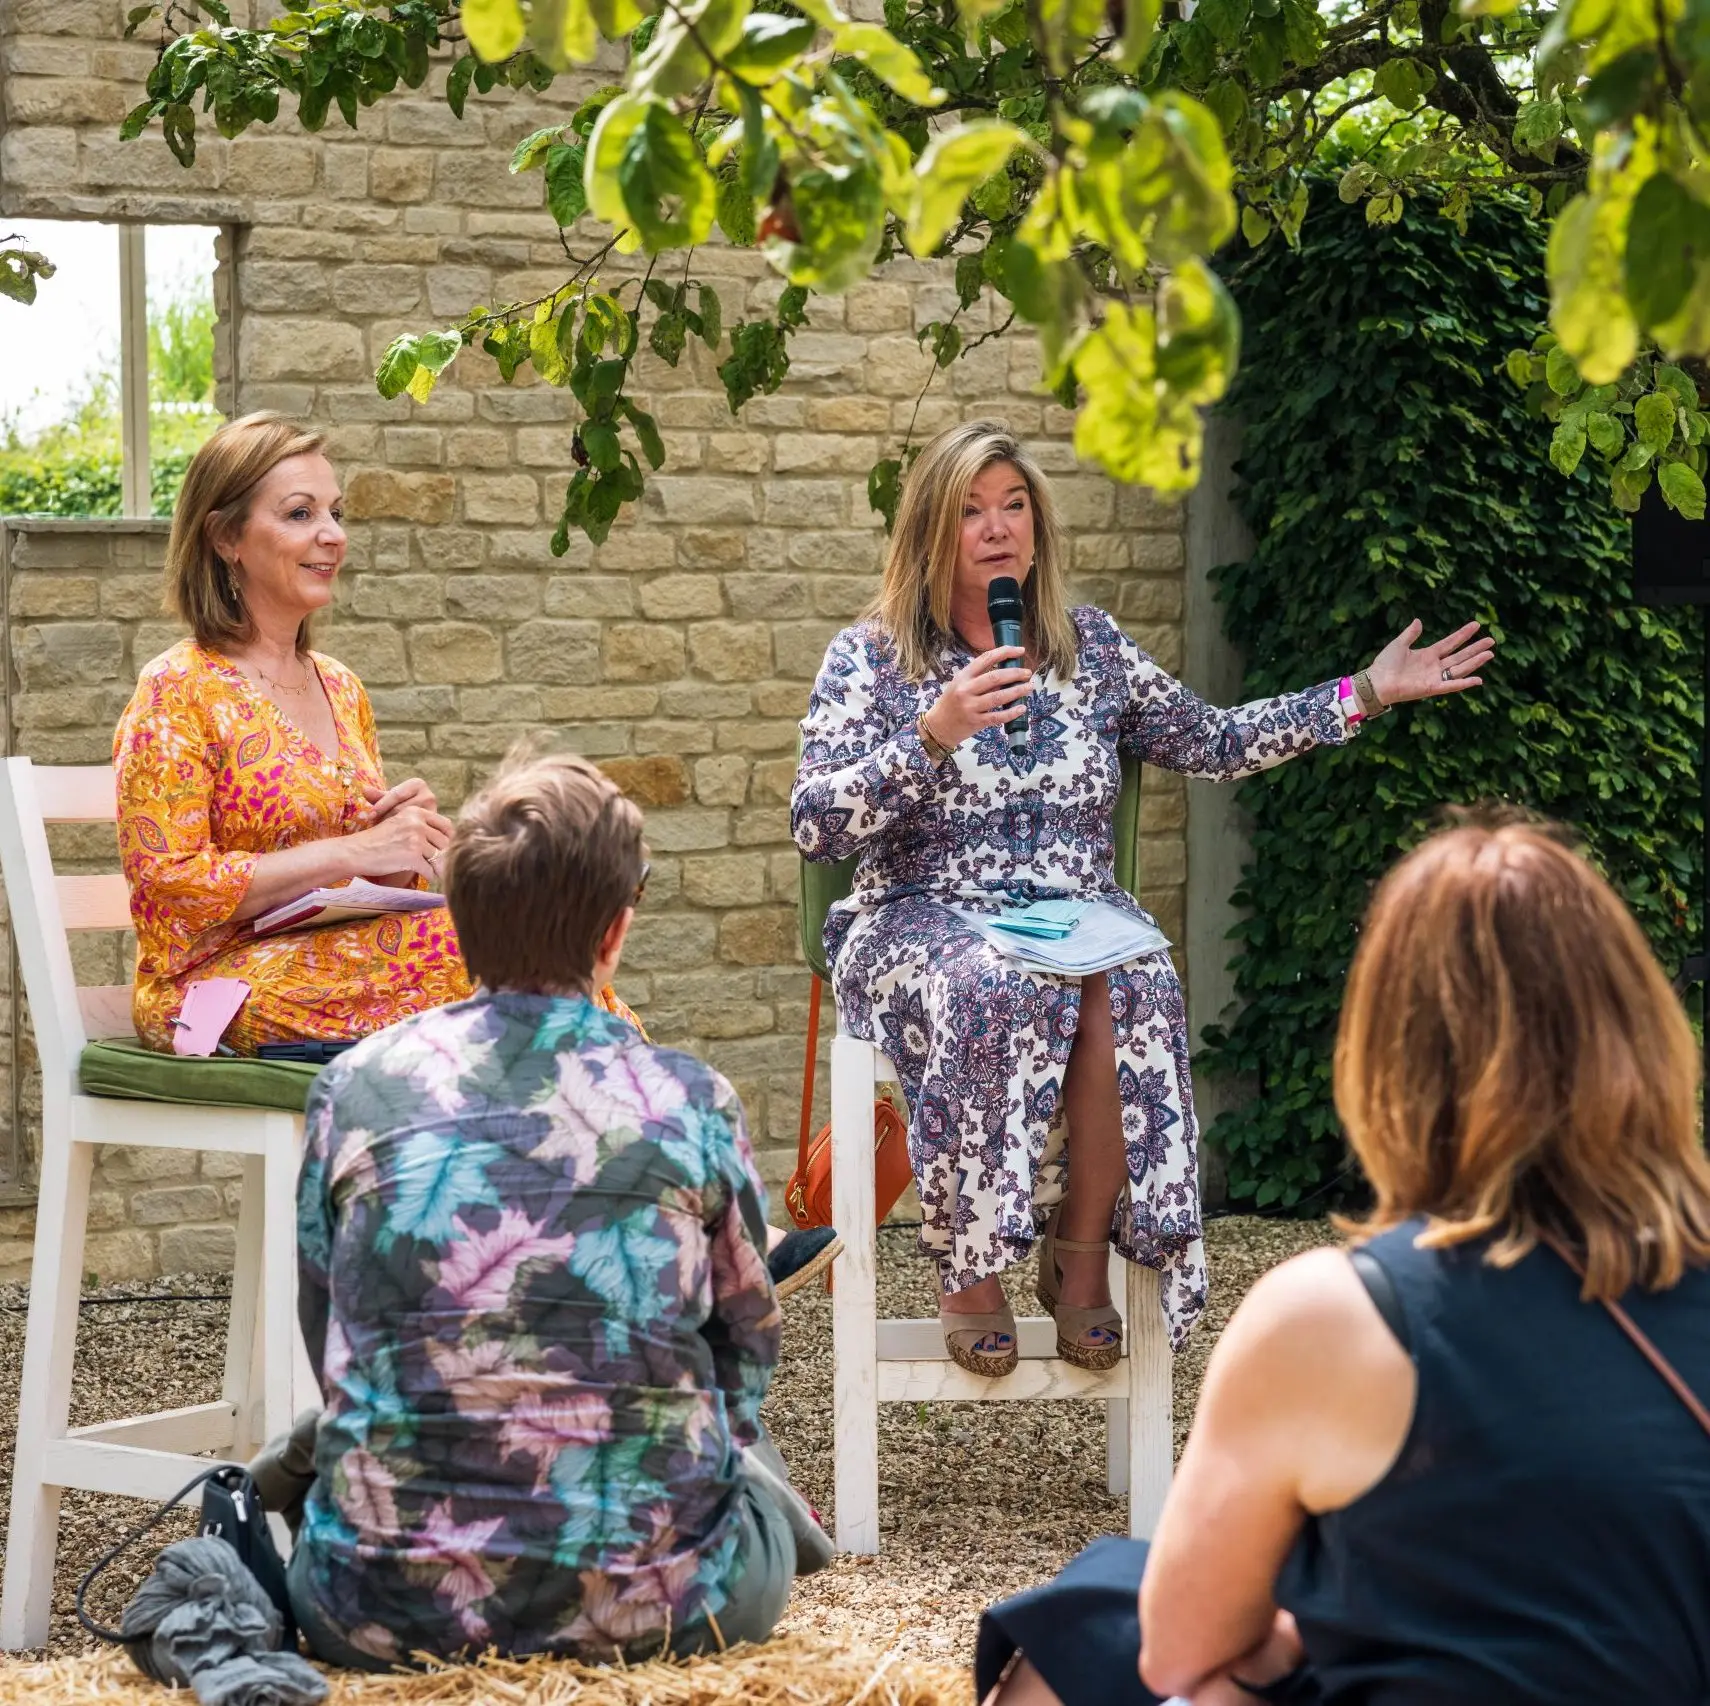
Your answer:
[79,1039,323,1113]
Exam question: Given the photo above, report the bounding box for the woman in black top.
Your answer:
[978,817,1710,1706]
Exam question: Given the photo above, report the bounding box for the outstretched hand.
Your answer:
[1365,619,1495,707]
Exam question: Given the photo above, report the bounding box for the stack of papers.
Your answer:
[955,898,1172,976]
[253,879,445,937]
[988,898,1085,940]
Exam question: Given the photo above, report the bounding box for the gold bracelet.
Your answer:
[917,712,954,766]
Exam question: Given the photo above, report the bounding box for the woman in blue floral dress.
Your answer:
[791,421,1493,1370]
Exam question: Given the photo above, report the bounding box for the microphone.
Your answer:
[986,575,1030,754]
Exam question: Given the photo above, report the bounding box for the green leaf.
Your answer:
[1241,203,1273,247]
[511,125,563,172]
[1373,58,1434,109]
[1112,0,1163,70]
[768,163,887,292]
[1155,255,1239,407]
[582,421,621,470]
[1660,458,1708,519]
[867,456,904,528]
[698,283,722,348]
[1544,343,1581,396]
[1624,173,1710,331]
[545,142,588,225]
[1635,389,1679,454]
[1578,46,1656,129]
[622,399,666,468]
[1337,162,1375,204]
[955,250,985,307]
[833,21,942,105]
[527,0,597,68]
[1547,189,1641,386]
[119,100,160,141]
[717,173,757,246]
[584,90,650,233]
[376,335,421,399]
[461,0,526,62]
[1510,98,1565,160]
[1503,347,1534,388]
[649,309,687,365]
[1655,364,1700,408]
[904,120,1028,256]
[0,247,55,306]
[616,101,716,250]
[1586,411,1624,458]
[398,328,460,403]
[725,11,815,76]
[445,54,475,119]
[1549,418,1587,476]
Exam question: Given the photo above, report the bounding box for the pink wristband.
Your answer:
[1338,675,1365,726]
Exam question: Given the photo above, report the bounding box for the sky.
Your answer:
[0,220,219,437]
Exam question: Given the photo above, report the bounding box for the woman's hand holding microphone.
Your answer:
[920,646,1034,751]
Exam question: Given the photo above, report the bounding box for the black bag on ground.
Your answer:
[77,1463,297,1658]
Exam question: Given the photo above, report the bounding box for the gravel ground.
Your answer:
[0,1214,1333,1664]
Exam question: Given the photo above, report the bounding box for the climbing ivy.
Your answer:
[1199,185,1705,1211]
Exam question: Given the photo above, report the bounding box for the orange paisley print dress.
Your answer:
[115,641,645,1054]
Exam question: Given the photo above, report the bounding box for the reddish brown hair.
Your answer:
[443,750,645,994]
[1337,819,1710,1299]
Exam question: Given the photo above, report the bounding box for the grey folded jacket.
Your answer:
[120,1537,327,1706]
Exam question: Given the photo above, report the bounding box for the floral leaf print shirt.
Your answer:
[293,991,780,1665]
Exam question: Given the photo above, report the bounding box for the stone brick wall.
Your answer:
[0,1,1190,1280]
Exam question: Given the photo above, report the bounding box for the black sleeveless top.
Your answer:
[1275,1218,1710,1704]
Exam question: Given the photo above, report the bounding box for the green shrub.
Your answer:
[1199,189,1704,1211]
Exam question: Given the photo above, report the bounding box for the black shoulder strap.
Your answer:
[1350,1245,1411,1355]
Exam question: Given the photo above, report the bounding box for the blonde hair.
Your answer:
[166,412,327,652]
[1337,818,1710,1299]
[870,420,1077,682]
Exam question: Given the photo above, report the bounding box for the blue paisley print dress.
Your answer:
[791,607,1355,1347]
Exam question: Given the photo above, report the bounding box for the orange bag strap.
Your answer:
[798,974,823,1178]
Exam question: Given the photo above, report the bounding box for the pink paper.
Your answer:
[171,978,251,1056]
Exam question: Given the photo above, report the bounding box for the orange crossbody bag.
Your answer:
[785,975,913,1230]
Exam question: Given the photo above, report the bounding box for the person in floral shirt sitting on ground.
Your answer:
[260,749,831,1671]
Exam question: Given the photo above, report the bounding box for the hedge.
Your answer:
[1198,188,1705,1211]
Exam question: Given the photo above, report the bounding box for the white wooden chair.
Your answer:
[0,758,310,1650]
[800,753,1174,1554]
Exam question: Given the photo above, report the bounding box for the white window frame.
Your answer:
[118,223,153,519]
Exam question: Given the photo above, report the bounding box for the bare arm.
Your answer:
[229,837,364,922]
[1138,1247,1416,1700]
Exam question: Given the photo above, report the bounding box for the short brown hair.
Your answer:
[166,412,326,651]
[444,750,645,994]
[871,420,1077,683]
[1337,819,1710,1299]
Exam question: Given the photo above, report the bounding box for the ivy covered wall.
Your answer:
[1200,190,1705,1211]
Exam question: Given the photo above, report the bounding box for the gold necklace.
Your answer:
[256,662,313,697]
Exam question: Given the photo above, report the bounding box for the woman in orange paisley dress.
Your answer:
[116,413,641,1055]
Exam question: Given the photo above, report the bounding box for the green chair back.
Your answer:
[797,752,1144,981]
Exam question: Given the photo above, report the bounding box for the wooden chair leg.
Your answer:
[1126,1263,1173,1538]
[830,1034,880,1556]
[0,1132,94,1649]
[224,1153,264,1460]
